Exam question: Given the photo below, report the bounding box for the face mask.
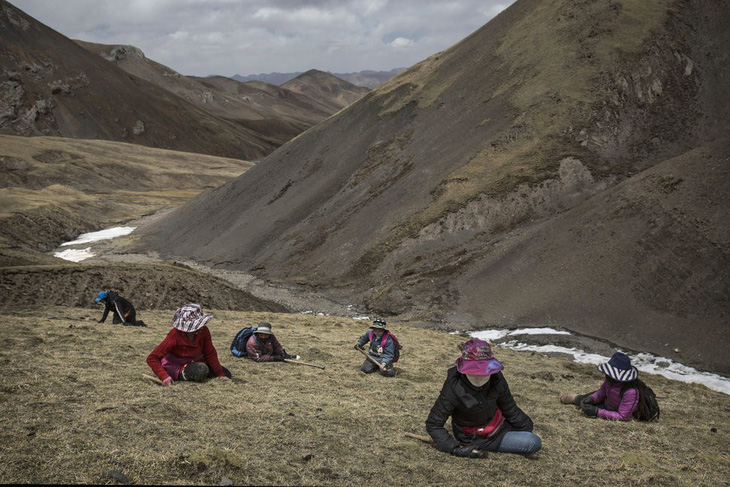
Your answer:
[466,374,490,388]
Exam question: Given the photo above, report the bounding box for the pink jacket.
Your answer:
[590,379,639,421]
[245,334,285,362]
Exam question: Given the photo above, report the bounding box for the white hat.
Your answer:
[172,304,212,333]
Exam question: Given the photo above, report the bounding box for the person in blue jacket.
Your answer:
[354,318,396,377]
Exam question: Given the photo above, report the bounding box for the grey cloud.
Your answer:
[12,0,514,76]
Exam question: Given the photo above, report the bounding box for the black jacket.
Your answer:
[99,292,136,325]
[426,367,534,452]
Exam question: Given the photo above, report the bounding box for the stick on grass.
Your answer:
[142,373,163,385]
[405,433,435,444]
[283,358,325,370]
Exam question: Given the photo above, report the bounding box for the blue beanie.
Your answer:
[95,291,108,302]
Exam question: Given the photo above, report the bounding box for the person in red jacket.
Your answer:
[147,304,231,387]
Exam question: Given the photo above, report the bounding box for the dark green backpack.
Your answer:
[626,379,660,421]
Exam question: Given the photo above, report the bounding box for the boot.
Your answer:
[180,362,210,382]
[560,394,577,405]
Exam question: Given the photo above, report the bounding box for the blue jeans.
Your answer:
[497,431,542,455]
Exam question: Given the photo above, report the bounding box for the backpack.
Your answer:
[368,330,403,363]
[231,326,257,357]
[625,379,660,421]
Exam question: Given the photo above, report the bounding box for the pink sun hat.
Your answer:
[455,338,504,376]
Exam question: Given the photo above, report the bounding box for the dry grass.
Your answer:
[1,307,728,485]
[0,134,250,219]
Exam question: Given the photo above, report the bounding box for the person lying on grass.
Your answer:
[353,318,396,377]
[426,338,542,458]
[146,303,231,387]
[245,322,297,362]
[561,352,640,421]
[95,290,145,326]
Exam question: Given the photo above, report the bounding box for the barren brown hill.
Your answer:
[133,0,730,374]
[0,134,253,265]
[75,42,368,148]
[281,69,371,114]
[0,1,274,159]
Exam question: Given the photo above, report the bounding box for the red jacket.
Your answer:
[147,327,225,381]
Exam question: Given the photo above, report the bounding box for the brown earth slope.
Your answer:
[75,42,369,148]
[0,133,287,314]
[132,0,730,373]
[0,1,274,159]
[281,70,371,115]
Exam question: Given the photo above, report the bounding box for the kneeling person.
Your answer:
[246,322,296,362]
[146,304,231,386]
[354,318,396,377]
[95,290,145,326]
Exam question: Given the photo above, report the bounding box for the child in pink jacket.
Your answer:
[566,352,640,421]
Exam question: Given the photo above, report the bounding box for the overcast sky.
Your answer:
[12,0,513,77]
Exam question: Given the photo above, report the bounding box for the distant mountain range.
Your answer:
[231,68,406,89]
[0,2,370,160]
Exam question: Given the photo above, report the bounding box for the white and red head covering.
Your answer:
[172,304,212,333]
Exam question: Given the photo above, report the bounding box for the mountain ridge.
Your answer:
[232,68,406,88]
[133,0,730,374]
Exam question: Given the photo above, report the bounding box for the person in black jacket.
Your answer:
[426,338,541,458]
[95,290,145,326]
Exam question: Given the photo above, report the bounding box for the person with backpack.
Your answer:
[95,290,145,326]
[425,338,541,458]
[560,351,658,421]
[354,318,399,377]
[244,322,297,362]
[146,304,231,387]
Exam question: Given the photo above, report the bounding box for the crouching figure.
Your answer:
[426,339,541,458]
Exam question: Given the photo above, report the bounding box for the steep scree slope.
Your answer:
[134,0,730,373]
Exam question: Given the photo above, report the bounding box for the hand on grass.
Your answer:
[452,445,485,458]
[161,377,173,387]
[581,404,598,417]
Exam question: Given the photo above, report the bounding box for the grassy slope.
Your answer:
[1,308,727,485]
[0,134,252,260]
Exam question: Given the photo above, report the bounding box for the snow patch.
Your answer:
[60,226,136,246]
[53,247,95,262]
[466,328,730,395]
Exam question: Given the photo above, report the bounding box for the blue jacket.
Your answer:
[357,330,395,366]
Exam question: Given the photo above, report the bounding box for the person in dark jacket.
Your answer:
[354,318,396,377]
[560,352,640,421]
[95,290,145,326]
[245,322,296,363]
[147,303,231,387]
[426,338,541,458]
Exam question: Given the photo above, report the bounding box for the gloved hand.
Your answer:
[574,393,595,406]
[580,395,595,406]
[354,343,363,350]
[452,445,486,458]
[161,377,173,387]
[581,404,599,417]
[283,353,296,360]
[272,354,285,362]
